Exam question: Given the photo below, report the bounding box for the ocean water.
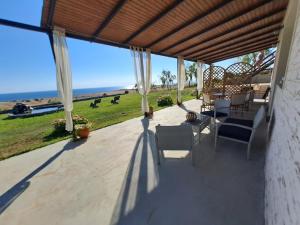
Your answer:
[0,86,126,102]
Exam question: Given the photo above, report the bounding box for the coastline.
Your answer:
[0,89,135,111]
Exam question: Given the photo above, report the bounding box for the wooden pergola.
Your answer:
[0,0,290,128]
[38,0,288,63]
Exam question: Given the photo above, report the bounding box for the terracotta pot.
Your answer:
[149,106,154,116]
[78,127,90,138]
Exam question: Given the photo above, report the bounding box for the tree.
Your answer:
[238,49,272,68]
[185,63,197,87]
[159,75,167,88]
[159,70,176,89]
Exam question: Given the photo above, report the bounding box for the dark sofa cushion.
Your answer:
[218,124,252,142]
[224,118,253,127]
[201,110,228,118]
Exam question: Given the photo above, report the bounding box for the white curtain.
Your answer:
[177,56,185,103]
[130,47,152,113]
[52,29,73,131]
[197,60,204,92]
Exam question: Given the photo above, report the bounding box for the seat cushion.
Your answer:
[224,118,253,127]
[201,110,228,118]
[218,125,252,142]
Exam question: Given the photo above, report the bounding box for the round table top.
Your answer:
[212,92,225,96]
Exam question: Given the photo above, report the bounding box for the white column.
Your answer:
[196,60,204,94]
[177,56,185,104]
[268,0,299,115]
[130,47,152,113]
[52,28,73,131]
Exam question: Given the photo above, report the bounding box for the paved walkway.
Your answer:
[0,100,266,225]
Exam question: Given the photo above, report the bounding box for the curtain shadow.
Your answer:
[0,140,85,214]
[110,118,159,225]
[179,103,190,112]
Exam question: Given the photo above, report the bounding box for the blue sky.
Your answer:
[0,0,236,94]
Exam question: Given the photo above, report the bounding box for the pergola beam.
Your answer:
[161,0,273,53]
[123,0,184,44]
[176,8,286,56]
[0,18,196,62]
[93,0,128,39]
[205,41,277,62]
[0,18,49,33]
[197,33,278,59]
[145,0,232,48]
[205,42,278,63]
[206,45,276,63]
[187,23,282,59]
[46,0,57,27]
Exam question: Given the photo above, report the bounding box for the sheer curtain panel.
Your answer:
[177,56,185,104]
[52,29,73,131]
[197,60,204,93]
[130,47,152,113]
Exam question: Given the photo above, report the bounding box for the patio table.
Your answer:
[212,92,226,99]
[182,113,210,144]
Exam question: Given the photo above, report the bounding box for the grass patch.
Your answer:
[0,88,195,160]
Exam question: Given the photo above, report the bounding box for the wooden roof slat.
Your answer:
[46,0,57,27]
[206,39,278,61]
[198,35,278,59]
[144,0,233,48]
[123,0,184,44]
[38,0,289,63]
[160,0,274,53]
[207,44,277,63]
[190,24,282,59]
[176,8,286,56]
[93,0,128,39]
[205,41,278,63]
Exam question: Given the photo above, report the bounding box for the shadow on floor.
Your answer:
[109,116,266,225]
[110,118,159,225]
[0,140,85,214]
[179,103,191,113]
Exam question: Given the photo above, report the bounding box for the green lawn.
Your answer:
[0,88,196,160]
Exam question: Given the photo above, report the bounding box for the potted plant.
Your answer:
[149,106,154,117]
[53,114,92,140]
[74,123,92,139]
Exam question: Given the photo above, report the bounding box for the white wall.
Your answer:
[265,1,300,224]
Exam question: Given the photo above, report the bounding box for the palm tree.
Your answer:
[238,49,271,68]
[159,70,176,89]
[186,63,197,87]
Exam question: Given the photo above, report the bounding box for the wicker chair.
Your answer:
[155,125,195,166]
[230,93,247,111]
[215,106,265,160]
[200,93,215,112]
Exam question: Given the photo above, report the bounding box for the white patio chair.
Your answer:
[214,106,265,160]
[201,93,215,112]
[155,124,195,166]
[230,93,247,111]
[201,99,231,126]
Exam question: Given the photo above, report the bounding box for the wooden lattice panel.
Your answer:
[224,62,254,96]
[203,66,225,94]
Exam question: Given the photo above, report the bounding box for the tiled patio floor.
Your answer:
[0,99,266,225]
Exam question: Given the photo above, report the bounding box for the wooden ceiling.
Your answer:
[41,0,288,63]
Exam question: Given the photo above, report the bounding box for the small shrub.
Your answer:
[191,89,198,97]
[53,118,66,133]
[157,95,173,107]
[72,115,89,125]
[53,115,89,133]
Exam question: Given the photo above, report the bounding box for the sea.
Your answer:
[0,86,129,102]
